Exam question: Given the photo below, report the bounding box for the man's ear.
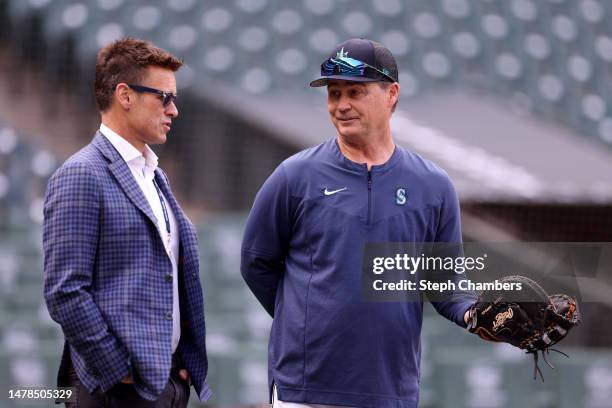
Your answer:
[388,82,400,108]
[114,83,132,110]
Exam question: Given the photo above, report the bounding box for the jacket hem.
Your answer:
[276,385,418,408]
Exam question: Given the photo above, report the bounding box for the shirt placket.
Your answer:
[136,161,172,261]
[148,169,174,260]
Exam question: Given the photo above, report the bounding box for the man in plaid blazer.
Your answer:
[43,38,210,407]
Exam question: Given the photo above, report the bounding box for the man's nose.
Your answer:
[337,95,351,112]
[166,101,179,118]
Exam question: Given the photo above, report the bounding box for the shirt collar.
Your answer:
[330,138,401,173]
[99,123,159,171]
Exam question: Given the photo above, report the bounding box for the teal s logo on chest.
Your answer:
[395,188,407,205]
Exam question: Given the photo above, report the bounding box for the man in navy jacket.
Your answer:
[241,38,476,408]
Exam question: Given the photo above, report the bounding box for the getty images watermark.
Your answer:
[361,242,607,302]
[371,252,522,292]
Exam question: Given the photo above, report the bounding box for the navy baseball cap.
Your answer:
[309,38,399,87]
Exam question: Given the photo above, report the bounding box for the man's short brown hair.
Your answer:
[95,38,183,112]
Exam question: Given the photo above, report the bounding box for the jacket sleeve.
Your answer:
[43,162,130,390]
[241,164,292,317]
[430,177,476,328]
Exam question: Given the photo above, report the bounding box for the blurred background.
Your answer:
[1,0,612,407]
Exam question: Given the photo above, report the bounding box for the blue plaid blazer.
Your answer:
[43,132,211,401]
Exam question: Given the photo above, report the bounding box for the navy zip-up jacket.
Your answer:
[241,139,475,408]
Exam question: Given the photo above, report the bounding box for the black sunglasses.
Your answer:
[127,84,177,107]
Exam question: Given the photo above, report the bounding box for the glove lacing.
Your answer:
[528,348,569,382]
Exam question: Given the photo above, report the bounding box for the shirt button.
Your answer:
[165,312,173,321]
[165,274,173,283]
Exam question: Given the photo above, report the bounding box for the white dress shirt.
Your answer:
[100,124,181,352]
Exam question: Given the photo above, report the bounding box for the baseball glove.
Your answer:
[466,275,580,381]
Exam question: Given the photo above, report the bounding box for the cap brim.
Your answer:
[309,75,381,87]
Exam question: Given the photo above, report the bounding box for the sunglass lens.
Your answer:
[321,58,366,77]
[163,94,176,107]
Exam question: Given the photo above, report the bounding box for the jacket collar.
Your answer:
[92,132,159,229]
[329,138,401,173]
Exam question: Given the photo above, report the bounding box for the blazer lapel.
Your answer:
[92,132,158,228]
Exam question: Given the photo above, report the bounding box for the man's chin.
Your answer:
[151,134,167,145]
[336,128,360,139]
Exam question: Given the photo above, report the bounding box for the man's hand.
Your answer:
[120,375,133,384]
[121,370,190,385]
[178,369,190,385]
[464,309,470,325]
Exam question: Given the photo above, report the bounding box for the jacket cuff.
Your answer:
[94,346,130,391]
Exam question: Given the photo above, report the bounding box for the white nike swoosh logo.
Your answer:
[324,187,348,196]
